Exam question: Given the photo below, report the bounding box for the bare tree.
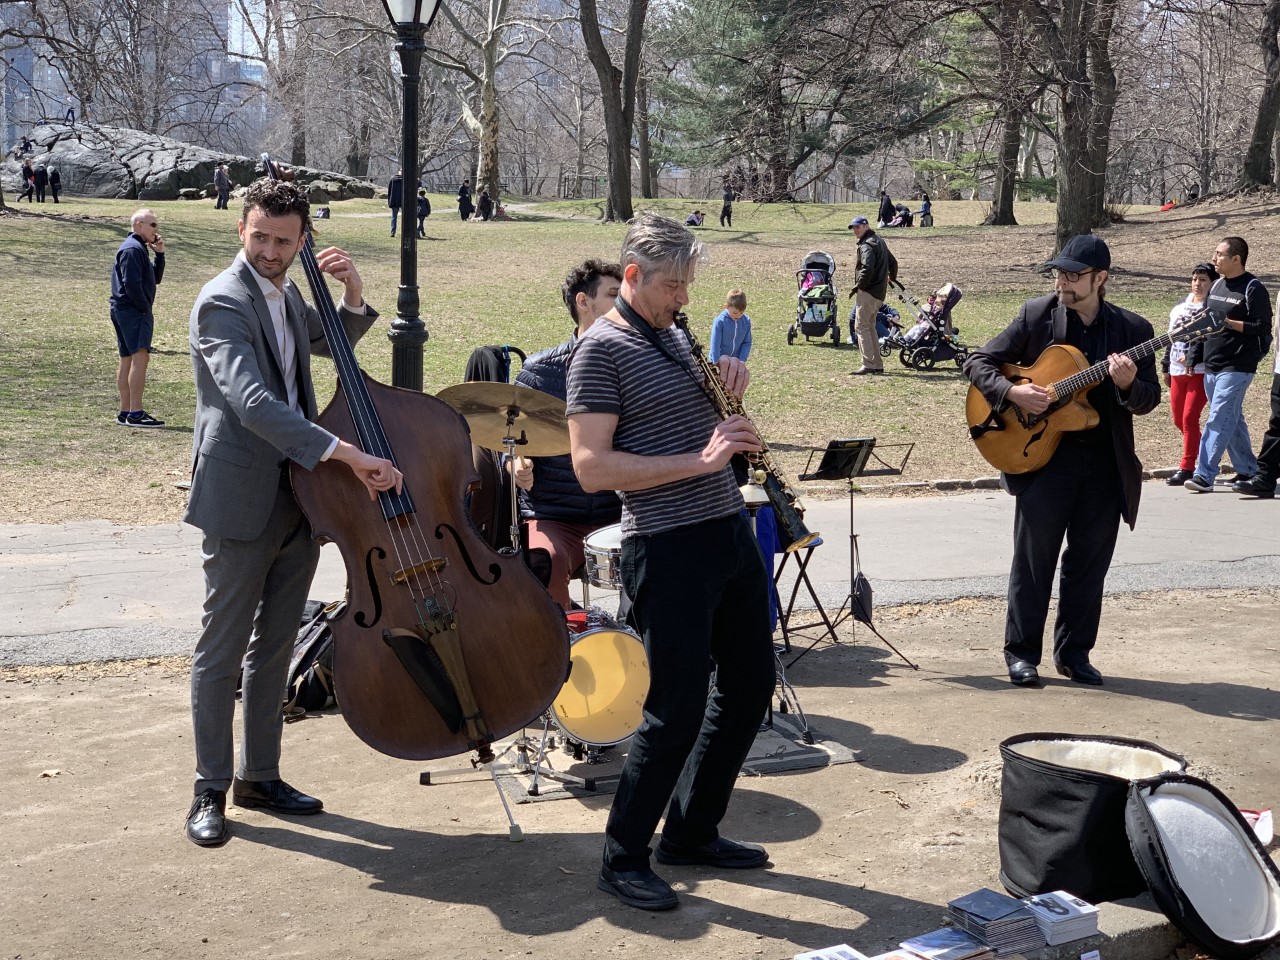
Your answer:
[580,0,647,221]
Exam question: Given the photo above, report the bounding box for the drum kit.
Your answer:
[436,382,650,791]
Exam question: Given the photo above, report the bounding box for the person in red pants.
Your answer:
[1162,263,1217,486]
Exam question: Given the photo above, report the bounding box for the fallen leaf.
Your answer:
[40,769,62,778]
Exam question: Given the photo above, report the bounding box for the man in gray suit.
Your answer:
[184,177,403,847]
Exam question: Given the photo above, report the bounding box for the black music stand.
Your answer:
[784,439,918,669]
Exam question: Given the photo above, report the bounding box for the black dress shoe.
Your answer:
[655,835,769,869]
[231,777,323,815]
[1055,661,1104,685]
[1165,469,1194,486]
[186,789,229,847]
[1228,472,1255,485]
[597,864,679,911]
[1007,660,1041,687]
[1235,477,1276,498]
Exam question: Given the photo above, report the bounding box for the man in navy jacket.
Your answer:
[109,209,167,427]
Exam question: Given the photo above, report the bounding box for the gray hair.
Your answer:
[620,213,705,282]
[130,208,154,230]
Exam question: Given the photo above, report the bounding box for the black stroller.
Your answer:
[888,280,968,369]
[787,251,841,346]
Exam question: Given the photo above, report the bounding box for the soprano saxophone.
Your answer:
[673,314,819,553]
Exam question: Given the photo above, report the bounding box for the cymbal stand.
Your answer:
[499,430,528,554]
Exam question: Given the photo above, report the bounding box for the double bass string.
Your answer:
[294,232,451,631]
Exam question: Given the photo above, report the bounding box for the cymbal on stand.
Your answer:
[436,382,571,457]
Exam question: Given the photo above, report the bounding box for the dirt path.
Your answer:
[4,590,1277,960]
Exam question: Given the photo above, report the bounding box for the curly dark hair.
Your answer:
[561,258,623,323]
[240,177,312,234]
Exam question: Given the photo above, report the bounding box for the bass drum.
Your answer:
[553,621,649,747]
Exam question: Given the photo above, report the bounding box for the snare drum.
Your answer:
[583,522,625,590]
[552,625,649,747]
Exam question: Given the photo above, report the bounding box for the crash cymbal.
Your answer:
[436,382,571,457]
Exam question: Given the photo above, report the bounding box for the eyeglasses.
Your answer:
[1052,268,1095,283]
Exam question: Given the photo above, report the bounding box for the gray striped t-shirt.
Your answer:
[565,318,743,537]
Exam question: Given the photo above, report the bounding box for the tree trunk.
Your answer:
[1243,0,1280,186]
[986,100,1021,225]
[636,74,654,198]
[581,0,648,221]
[475,24,502,200]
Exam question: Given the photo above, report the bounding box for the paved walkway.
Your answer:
[3,480,1278,667]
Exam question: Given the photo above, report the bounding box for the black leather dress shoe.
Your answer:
[597,864,679,911]
[1165,469,1194,486]
[231,777,323,815]
[1235,477,1276,498]
[1055,661,1104,685]
[186,789,229,847]
[1007,660,1041,687]
[655,835,769,869]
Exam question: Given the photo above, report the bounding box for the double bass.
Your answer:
[264,156,570,762]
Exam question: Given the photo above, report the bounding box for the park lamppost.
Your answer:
[382,0,441,391]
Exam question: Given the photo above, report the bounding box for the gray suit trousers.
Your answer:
[191,485,320,794]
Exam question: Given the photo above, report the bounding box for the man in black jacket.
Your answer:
[964,235,1159,687]
[1183,236,1270,494]
[387,169,404,236]
[33,164,48,202]
[509,259,624,608]
[848,216,889,375]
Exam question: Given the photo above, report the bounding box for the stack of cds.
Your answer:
[1020,890,1100,945]
[946,889,1045,956]
[898,926,994,960]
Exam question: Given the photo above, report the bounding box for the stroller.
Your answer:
[787,251,841,346]
[847,303,906,352]
[887,280,969,370]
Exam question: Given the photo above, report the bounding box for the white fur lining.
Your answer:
[1009,739,1182,780]
[1148,782,1280,943]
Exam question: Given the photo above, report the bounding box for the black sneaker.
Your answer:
[1183,475,1213,493]
[1228,473,1255,485]
[126,411,165,428]
[116,412,128,426]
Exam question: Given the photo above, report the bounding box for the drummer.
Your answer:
[507,259,624,609]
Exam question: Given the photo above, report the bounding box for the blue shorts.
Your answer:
[111,310,153,357]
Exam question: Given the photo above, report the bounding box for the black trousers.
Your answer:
[1253,373,1280,487]
[603,513,776,872]
[1004,441,1122,669]
[719,203,732,227]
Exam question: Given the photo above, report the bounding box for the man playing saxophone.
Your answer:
[567,214,777,912]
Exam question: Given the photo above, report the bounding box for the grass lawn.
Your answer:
[0,193,1250,525]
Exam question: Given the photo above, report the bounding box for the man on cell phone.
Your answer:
[109,209,167,427]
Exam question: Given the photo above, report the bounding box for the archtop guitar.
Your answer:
[965,309,1220,474]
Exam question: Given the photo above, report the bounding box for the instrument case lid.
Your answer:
[1126,773,1280,960]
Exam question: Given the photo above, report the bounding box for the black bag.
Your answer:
[283,600,342,720]
[998,732,1185,903]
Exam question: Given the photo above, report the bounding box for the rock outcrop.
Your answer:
[2,123,376,201]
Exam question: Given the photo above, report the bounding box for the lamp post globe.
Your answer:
[382,0,441,391]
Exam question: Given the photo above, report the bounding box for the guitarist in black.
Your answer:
[964,235,1160,687]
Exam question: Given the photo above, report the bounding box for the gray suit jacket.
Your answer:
[184,257,377,541]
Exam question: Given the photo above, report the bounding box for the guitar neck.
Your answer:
[1051,330,1175,397]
